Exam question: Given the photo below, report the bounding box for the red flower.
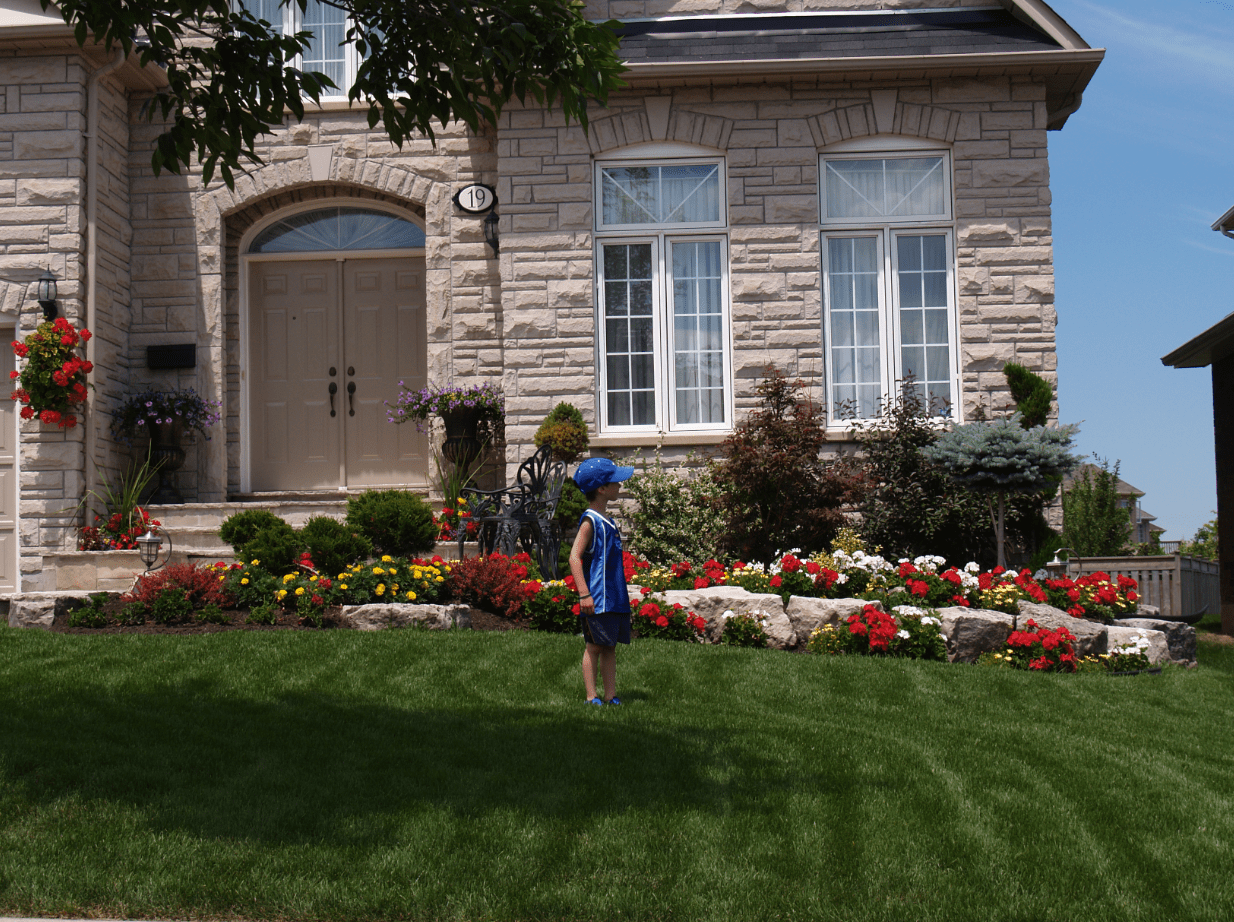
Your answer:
[693,577,710,590]
[19,406,33,420]
[780,554,802,574]
[805,560,820,575]
[655,615,669,627]
[39,409,60,424]
[572,603,581,616]
[770,575,782,588]
[951,595,970,607]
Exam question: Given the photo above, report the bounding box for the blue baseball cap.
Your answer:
[573,457,635,494]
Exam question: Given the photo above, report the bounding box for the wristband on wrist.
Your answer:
[580,594,592,600]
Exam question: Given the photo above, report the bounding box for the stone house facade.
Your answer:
[0,0,1101,590]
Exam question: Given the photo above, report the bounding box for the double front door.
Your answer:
[248,256,429,492]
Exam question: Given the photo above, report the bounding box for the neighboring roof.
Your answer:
[1066,464,1144,499]
[614,4,1102,129]
[1212,203,1234,235]
[0,0,62,29]
[1161,311,1234,369]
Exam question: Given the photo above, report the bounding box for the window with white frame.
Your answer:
[595,160,731,432]
[820,151,958,423]
[245,0,353,94]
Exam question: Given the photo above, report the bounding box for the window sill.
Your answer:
[591,431,731,449]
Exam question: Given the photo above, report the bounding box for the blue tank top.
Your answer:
[579,508,630,614]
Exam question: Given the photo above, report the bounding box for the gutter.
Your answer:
[84,46,126,521]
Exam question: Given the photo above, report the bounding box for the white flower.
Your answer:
[721,609,735,621]
[896,629,910,640]
[893,605,927,618]
[964,561,981,574]
[920,616,941,628]
[940,634,948,642]
[835,573,848,585]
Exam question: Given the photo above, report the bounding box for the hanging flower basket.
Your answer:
[386,381,504,442]
[10,318,93,429]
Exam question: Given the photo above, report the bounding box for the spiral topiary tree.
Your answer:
[923,415,1080,570]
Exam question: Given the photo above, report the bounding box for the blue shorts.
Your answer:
[581,612,631,647]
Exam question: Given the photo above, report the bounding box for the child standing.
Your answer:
[569,457,635,705]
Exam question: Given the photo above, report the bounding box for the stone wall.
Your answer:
[497,76,1057,467]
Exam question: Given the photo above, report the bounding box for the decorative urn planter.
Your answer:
[440,407,483,470]
[147,419,187,503]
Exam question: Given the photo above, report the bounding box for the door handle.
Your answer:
[347,381,356,416]
[328,382,337,417]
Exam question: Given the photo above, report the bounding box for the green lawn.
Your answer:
[2,626,1233,922]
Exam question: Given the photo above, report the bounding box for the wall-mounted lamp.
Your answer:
[483,210,500,257]
[35,267,58,321]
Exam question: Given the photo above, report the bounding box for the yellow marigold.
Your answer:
[283,573,296,583]
[251,559,260,565]
[406,591,416,601]
[241,578,249,585]
[381,555,393,562]
[310,575,319,582]
[372,567,385,575]
[277,589,287,600]
[295,587,305,596]
[388,567,398,575]
[376,584,385,595]
[435,576,443,583]
[340,583,348,590]
[218,575,225,582]
[391,583,399,593]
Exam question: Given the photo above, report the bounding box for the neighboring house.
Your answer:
[0,0,1103,590]
[1162,208,1234,631]
[1058,464,1166,548]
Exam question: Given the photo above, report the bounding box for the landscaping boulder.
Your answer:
[7,593,89,630]
[344,603,475,631]
[1104,624,1171,666]
[661,587,795,648]
[1016,601,1107,657]
[932,606,1014,664]
[1117,618,1196,666]
[784,597,874,649]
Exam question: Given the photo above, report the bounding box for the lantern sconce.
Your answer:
[35,268,58,321]
[483,210,500,257]
[135,525,172,574]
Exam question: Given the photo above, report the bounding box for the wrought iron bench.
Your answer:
[457,444,568,577]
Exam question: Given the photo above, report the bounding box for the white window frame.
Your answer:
[247,0,357,98]
[594,156,733,435]
[819,147,960,427]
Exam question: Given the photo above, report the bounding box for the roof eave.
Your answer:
[1211,203,1234,234]
[621,47,1104,127]
[1161,311,1234,369]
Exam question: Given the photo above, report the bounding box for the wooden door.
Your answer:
[248,256,428,492]
[249,260,342,491]
[343,258,429,488]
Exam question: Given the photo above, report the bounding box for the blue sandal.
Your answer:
[605,697,622,706]
[587,697,603,706]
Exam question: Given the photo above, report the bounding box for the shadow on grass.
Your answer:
[0,680,849,847]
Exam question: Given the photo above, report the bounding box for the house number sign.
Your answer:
[453,184,497,214]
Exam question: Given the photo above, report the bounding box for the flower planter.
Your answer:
[147,419,187,504]
[440,406,483,470]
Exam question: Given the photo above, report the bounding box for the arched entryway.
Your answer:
[241,203,430,492]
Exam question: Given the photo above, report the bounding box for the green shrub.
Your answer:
[115,600,147,626]
[150,587,194,625]
[219,509,288,551]
[221,564,279,610]
[1004,362,1053,428]
[239,521,301,575]
[719,610,769,648]
[534,402,589,462]
[300,515,372,578]
[195,603,231,625]
[624,453,725,567]
[712,368,862,561]
[246,602,278,625]
[68,592,110,629]
[1061,459,1131,556]
[346,489,437,558]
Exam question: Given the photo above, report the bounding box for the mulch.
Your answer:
[49,594,529,635]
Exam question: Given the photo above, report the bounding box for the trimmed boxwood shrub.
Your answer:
[300,515,372,578]
[346,489,437,558]
[238,520,301,575]
[219,509,288,551]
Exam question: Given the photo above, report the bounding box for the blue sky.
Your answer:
[1044,0,1233,542]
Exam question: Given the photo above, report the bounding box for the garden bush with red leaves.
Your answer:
[711,368,863,561]
[448,552,534,618]
[124,563,235,609]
